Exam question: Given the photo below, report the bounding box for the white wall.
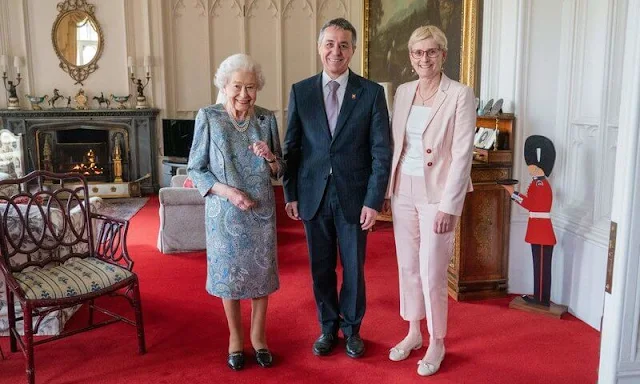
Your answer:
[483,0,627,329]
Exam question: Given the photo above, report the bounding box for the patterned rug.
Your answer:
[95,197,149,220]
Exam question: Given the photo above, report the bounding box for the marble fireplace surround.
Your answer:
[0,109,160,193]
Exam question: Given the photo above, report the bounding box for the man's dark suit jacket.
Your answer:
[283,70,391,224]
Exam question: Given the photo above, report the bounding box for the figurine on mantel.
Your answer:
[110,94,131,109]
[48,89,66,108]
[25,94,49,110]
[74,89,89,110]
[3,80,21,110]
[93,92,110,109]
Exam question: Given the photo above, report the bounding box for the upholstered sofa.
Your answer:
[0,196,103,336]
[157,174,206,253]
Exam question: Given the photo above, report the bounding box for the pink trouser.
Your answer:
[391,172,454,339]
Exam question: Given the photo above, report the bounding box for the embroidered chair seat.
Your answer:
[14,258,133,301]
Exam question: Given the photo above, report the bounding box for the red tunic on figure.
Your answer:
[513,177,557,245]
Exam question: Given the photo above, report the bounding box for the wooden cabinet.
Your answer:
[447,114,514,300]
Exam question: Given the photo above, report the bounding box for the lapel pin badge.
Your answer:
[351,94,356,99]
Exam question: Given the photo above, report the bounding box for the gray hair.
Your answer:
[213,53,265,91]
[317,18,357,48]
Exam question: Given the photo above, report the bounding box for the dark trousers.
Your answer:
[531,244,554,305]
[303,177,368,337]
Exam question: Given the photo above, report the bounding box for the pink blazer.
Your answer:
[386,74,475,216]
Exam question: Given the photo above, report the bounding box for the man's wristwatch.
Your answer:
[265,156,276,163]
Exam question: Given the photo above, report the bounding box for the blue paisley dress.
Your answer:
[187,104,284,300]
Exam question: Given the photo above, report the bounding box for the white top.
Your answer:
[322,70,349,109]
[400,106,431,176]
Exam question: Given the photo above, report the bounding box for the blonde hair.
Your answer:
[407,25,448,52]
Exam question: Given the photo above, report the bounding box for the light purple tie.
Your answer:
[325,80,340,136]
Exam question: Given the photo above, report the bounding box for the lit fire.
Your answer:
[71,149,104,176]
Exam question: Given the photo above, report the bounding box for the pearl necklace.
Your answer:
[227,110,252,132]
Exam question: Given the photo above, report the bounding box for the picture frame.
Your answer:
[362,0,481,96]
[474,127,496,150]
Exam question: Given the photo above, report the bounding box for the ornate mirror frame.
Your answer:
[51,0,104,85]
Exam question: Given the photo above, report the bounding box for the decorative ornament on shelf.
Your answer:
[92,92,110,108]
[2,55,23,110]
[74,88,89,110]
[128,55,152,109]
[48,88,67,108]
[25,94,49,110]
[110,94,131,109]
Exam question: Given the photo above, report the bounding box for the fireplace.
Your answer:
[36,127,129,182]
[0,109,160,194]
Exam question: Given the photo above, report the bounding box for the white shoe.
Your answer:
[388,339,422,362]
[417,347,445,376]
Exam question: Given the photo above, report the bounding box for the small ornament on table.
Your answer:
[25,94,49,110]
[2,55,23,110]
[493,117,500,151]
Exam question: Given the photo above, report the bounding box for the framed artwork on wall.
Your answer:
[362,0,481,96]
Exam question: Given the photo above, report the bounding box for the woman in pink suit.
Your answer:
[384,25,476,376]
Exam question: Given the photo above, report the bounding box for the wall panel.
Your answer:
[173,1,210,113]
[246,0,279,111]
[282,0,315,108]
[209,0,244,100]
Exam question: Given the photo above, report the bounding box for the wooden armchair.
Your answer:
[0,171,145,384]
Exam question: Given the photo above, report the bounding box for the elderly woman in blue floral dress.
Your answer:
[187,53,284,371]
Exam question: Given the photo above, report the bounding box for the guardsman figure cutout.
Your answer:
[501,135,556,307]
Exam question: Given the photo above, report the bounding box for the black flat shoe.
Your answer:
[227,351,245,371]
[254,348,273,367]
[312,333,338,356]
[345,334,365,358]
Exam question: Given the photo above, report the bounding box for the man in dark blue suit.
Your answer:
[283,18,391,359]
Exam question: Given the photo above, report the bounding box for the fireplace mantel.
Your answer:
[0,108,160,193]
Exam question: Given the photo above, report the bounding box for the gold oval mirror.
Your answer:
[51,0,103,85]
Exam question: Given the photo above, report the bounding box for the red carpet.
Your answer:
[1,189,599,384]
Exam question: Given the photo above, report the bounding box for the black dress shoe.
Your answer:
[227,351,245,371]
[312,333,338,356]
[345,334,365,358]
[254,348,273,367]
